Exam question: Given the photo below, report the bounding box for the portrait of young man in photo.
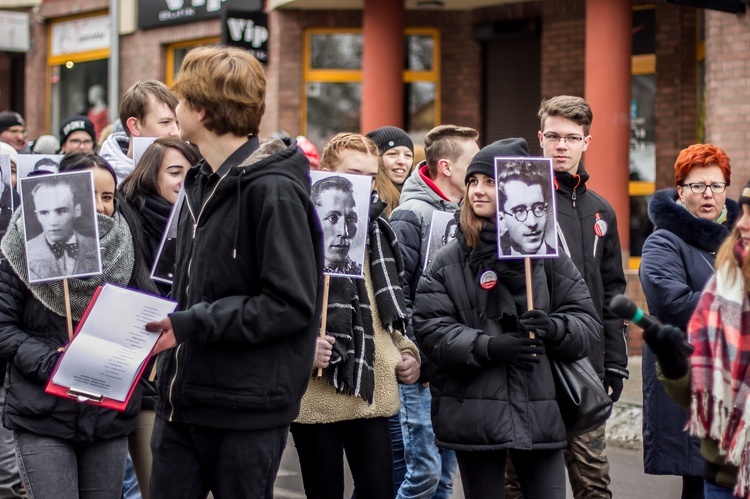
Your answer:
[495,158,557,258]
[310,171,371,278]
[20,172,101,283]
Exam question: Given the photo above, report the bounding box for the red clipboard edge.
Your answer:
[43,285,156,412]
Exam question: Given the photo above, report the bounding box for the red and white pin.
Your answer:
[480,270,498,290]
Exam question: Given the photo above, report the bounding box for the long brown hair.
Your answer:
[459,197,486,249]
[119,137,200,207]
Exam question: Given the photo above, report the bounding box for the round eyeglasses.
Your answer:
[681,182,727,194]
[504,202,548,222]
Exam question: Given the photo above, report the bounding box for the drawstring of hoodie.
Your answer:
[233,170,244,259]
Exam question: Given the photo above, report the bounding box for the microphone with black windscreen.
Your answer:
[609,294,694,356]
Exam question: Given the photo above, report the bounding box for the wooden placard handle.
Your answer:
[524,257,535,340]
[62,278,73,341]
[317,274,331,377]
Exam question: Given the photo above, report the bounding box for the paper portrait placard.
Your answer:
[423,210,458,271]
[150,188,184,285]
[0,155,14,237]
[494,157,558,260]
[19,170,102,283]
[132,137,158,169]
[309,170,371,278]
[17,154,64,180]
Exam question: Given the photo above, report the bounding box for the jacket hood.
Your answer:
[397,163,458,213]
[232,137,309,189]
[98,132,132,184]
[648,187,739,253]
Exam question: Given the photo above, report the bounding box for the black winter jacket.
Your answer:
[391,164,460,383]
[555,166,627,381]
[639,188,739,476]
[0,260,140,442]
[412,235,601,451]
[155,137,324,430]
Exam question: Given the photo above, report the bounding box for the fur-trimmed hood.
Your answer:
[648,188,739,253]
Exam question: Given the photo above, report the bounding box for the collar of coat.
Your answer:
[648,187,739,254]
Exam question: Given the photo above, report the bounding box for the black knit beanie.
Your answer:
[365,126,414,155]
[59,115,96,147]
[739,179,750,208]
[465,137,529,184]
[0,111,25,134]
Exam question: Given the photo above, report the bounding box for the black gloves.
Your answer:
[519,309,564,344]
[642,323,689,380]
[487,334,544,372]
[603,373,625,402]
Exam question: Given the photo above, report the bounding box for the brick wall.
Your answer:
[654,4,698,191]
[705,9,750,199]
[540,0,585,98]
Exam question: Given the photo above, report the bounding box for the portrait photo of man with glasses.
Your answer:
[495,157,557,258]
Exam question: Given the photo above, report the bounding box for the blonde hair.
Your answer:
[173,45,266,136]
[714,227,750,291]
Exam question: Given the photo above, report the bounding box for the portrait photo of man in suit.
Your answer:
[496,158,558,258]
[21,172,101,283]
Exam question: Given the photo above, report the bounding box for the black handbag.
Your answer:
[550,356,613,438]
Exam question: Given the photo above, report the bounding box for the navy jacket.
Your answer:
[639,188,738,475]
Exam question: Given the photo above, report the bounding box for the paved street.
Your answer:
[274,434,682,498]
[275,357,685,498]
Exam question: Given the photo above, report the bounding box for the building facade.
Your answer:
[2,0,749,353]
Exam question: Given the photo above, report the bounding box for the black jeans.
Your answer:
[149,415,288,499]
[291,417,394,499]
[456,448,566,499]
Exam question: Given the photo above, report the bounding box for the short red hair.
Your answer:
[674,144,731,188]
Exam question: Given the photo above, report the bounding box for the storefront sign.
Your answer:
[0,11,30,52]
[138,0,262,29]
[221,10,269,64]
[50,15,111,57]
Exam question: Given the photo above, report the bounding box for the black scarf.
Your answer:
[460,219,527,330]
[135,194,172,263]
[323,199,408,403]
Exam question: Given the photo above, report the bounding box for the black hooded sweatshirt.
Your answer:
[155,137,324,430]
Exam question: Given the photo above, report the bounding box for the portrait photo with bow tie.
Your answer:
[19,170,101,283]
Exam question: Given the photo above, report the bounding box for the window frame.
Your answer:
[301,27,441,136]
[165,37,221,87]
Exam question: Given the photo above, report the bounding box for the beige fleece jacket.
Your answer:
[295,253,420,425]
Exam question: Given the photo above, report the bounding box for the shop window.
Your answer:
[303,28,440,151]
[165,37,221,87]
[628,6,656,269]
[47,13,111,139]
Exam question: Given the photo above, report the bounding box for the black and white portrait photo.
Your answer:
[17,154,64,180]
[19,171,102,283]
[133,137,157,169]
[310,170,371,278]
[494,157,558,259]
[0,155,15,238]
[151,189,184,285]
[423,210,458,271]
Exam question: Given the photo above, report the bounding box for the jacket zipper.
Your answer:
[571,189,577,208]
[167,170,234,422]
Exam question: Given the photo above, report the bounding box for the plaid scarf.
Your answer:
[323,199,408,403]
[688,241,750,496]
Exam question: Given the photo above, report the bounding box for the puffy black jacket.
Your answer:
[413,236,601,451]
[639,188,738,476]
[391,164,460,382]
[554,165,627,380]
[0,260,139,442]
[155,137,324,431]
